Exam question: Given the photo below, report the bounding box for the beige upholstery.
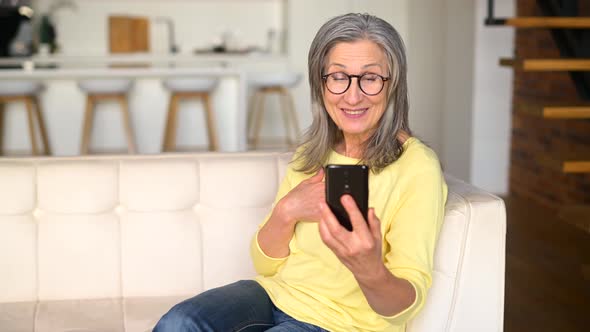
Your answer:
[0,152,505,332]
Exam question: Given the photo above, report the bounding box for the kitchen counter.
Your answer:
[0,66,244,80]
[0,52,286,68]
[0,54,291,155]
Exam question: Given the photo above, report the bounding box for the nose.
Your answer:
[343,77,363,105]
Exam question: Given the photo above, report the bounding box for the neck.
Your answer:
[335,130,410,158]
[336,134,366,158]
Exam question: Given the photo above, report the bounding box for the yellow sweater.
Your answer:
[251,137,448,332]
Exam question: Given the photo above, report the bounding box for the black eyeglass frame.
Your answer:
[321,72,391,96]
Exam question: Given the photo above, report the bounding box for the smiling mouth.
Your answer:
[342,108,368,117]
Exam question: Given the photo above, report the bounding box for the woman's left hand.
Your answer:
[318,195,384,280]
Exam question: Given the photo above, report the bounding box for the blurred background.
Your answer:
[0,1,588,330]
[0,0,513,194]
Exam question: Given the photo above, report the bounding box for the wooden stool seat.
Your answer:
[79,79,133,94]
[247,72,301,149]
[162,78,219,152]
[0,81,50,156]
[78,79,136,154]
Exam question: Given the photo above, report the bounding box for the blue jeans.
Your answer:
[153,280,328,332]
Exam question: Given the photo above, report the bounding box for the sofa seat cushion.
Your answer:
[0,296,187,332]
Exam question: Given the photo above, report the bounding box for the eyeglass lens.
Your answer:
[325,72,385,95]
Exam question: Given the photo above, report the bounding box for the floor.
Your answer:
[503,195,590,332]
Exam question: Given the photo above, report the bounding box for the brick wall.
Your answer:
[510,0,590,208]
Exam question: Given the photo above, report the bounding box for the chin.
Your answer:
[340,127,371,137]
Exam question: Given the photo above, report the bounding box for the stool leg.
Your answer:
[119,95,137,154]
[279,89,293,146]
[80,95,95,155]
[251,91,267,149]
[31,96,51,155]
[24,97,40,156]
[284,88,300,147]
[202,93,218,151]
[0,103,4,155]
[162,93,176,152]
[166,93,181,152]
[247,90,260,142]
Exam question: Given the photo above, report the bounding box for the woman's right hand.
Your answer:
[257,168,325,259]
[275,168,325,226]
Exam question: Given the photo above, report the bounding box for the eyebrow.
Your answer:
[328,63,384,70]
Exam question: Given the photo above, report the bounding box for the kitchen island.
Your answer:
[0,54,289,155]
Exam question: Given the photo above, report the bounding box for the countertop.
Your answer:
[0,52,287,66]
[0,53,288,80]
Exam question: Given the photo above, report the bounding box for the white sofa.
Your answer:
[0,152,506,332]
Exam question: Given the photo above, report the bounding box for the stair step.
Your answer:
[563,160,590,173]
[504,17,590,28]
[558,205,590,233]
[500,58,590,71]
[515,101,590,119]
[534,149,590,174]
[543,106,590,119]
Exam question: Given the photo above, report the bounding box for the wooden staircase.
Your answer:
[515,100,590,118]
[500,58,590,71]
[502,16,590,28]
[486,0,590,231]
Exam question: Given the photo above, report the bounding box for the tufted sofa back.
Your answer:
[0,152,505,332]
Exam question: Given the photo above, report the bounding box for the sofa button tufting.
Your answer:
[32,208,43,218]
[114,205,126,215]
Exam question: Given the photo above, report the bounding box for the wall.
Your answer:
[441,0,476,184]
[407,0,445,154]
[469,0,514,194]
[35,0,283,55]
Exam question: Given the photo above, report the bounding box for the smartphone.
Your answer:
[325,164,369,231]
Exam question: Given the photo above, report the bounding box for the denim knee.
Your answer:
[153,303,202,332]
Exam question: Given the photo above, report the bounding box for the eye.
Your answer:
[362,74,380,82]
[330,72,349,81]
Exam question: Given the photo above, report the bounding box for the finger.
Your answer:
[340,195,370,236]
[318,214,342,253]
[319,201,349,251]
[319,216,344,256]
[367,208,382,240]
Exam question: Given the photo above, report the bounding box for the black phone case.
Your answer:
[325,164,369,231]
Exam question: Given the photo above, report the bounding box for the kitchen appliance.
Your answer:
[0,0,33,58]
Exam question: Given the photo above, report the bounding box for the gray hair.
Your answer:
[294,13,411,174]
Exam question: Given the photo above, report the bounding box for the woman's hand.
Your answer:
[319,195,416,316]
[257,168,325,259]
[276,168,325,225]
[318,195,384,280]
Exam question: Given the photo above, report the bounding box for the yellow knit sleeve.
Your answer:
[249,159,297,276]
[380,163,447,324]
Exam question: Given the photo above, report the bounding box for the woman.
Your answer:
[154,13,447,332]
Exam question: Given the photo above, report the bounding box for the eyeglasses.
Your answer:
[322,72,390,96]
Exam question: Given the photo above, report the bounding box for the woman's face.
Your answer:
[323,39,389,143]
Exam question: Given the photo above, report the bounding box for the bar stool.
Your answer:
[0,81,51,156]
[162,78,219,152]
[78,79,136,154]
[247,72,301,149]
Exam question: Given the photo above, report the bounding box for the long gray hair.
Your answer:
[294,13,411,174]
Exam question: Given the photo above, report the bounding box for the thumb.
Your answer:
[309,167,324,182]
